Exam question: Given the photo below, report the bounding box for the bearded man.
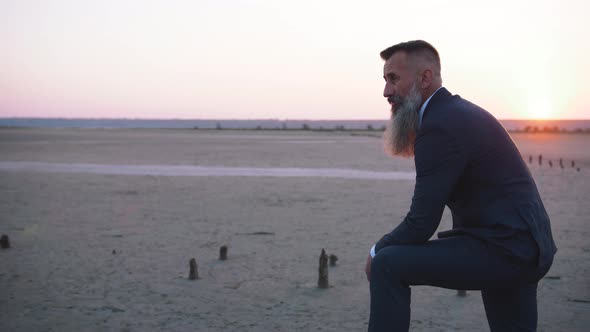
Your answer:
[365,40,557,332]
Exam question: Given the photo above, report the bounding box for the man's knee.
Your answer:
[371,245,407,278]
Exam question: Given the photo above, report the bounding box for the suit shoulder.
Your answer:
[421,94,498,133]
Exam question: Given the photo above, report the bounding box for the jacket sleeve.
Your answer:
[375,126,467,253]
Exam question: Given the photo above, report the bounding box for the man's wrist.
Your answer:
[370,244,376,258]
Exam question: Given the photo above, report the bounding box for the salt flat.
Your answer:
[0,128,588,331]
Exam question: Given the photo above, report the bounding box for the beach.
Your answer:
[1,128,588,331]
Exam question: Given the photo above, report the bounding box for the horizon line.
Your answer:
[2,117,590,121]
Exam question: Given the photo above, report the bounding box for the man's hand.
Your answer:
[365,254,372,282]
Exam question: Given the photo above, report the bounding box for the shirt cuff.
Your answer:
[370,244,376,258]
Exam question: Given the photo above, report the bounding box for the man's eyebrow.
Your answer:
[384,73,398,81]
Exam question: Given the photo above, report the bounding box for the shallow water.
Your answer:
[0,161,415,180]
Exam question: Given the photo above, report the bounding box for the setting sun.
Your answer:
[526,96,555,120]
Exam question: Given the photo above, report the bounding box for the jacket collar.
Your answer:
[421,87,451,123]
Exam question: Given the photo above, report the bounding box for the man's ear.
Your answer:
[420,69,433,89]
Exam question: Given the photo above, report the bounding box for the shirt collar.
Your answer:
[418,86,443,129]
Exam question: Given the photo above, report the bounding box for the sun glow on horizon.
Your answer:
[525,96,555,120]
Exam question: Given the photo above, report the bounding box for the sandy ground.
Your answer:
[0,128,588,331]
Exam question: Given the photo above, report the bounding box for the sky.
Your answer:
[1,0,588,120]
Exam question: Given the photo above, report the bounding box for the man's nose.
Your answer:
[383,83,394,98]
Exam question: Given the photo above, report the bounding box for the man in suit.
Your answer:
[365,40,557,332]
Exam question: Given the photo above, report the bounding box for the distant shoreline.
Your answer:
[1,118,589,134]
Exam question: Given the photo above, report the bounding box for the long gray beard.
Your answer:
[383,85,422,157]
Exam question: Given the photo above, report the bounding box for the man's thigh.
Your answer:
[482,284,538,332]
[372,235,538,290]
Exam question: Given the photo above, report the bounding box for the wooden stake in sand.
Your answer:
[329,254,338,267]
[559,158,564,169]
[219,245,228,260]
[538,154,543,166]
[572,160,576,168]
[528,155,533,164]
[0,234,10,249]
[457,290,467,297]
[189,258,199,280]
[548,160,553,168]
[318,249,329,288]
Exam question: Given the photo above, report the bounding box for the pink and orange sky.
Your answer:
[1,0,588,120]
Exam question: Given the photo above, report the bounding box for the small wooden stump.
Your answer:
[572,160,576,168]
[538,154,543,166]
[112,249,116,255]
[0,234,10,249]
[189,258,199,280]
[548,160,553,168]
[329,254,338,266]
[559,158,564,169]
[577,168,581,172]
[219,245,228,260]
[457,290,467,297]
[528,155,533,164]
[318,249,329,288]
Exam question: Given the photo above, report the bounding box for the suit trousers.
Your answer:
[368,235,550,332]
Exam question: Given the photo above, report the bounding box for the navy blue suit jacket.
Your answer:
[375,88,557,269]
